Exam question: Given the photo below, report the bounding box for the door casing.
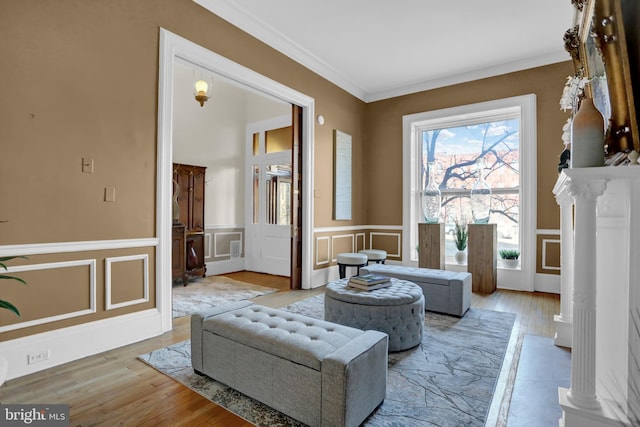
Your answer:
[157,28,315,332]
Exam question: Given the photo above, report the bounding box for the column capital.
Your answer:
[555,190,575,207]
[566,179,607,201]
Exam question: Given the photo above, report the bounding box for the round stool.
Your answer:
[359,249,387,264]
[325,278,425,352]
[336,253,368,279]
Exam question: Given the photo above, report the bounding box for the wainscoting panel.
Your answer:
[541,239,561,271]
[313,226,404,270]
[355,233,365,252]
[203,226,246,275]
[0,259,97,334]
[331,234,356,262]
[105,254,149,310]
[212,231,243,259]
[536,230,561,275]
[0,239,160,381]
[315,236,330,266]
[369,232,401,257]
[204,232,212,259]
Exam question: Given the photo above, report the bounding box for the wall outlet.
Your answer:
[27,349,50,365]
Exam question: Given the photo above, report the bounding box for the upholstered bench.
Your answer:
[191,300,388,427]
[360,264,472,317]
[325,278,424,352]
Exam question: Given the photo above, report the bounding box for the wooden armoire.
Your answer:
[172,163,206,284]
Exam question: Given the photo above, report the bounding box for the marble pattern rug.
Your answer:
[172,276,278,318]
[141,294,516,426]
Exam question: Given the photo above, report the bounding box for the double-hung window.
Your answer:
[403,95,536,290]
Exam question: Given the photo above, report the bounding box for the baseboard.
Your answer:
[205,258,245,276]
[554,315,573,348]
[310,266,334,289]
[534,273,560,294]
[0,309,163,381]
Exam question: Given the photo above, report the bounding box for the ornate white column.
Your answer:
[565,178,606,410]
[553,187,575,348]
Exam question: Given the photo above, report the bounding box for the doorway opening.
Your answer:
[157,29,315,332]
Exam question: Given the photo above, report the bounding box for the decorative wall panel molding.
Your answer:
[0,238,158,257]
[204,232,212,260]
[105,254,149,310]
[315,236,330,265]
[541,239,561,271]
[0,259,97,333]
[536,229,561,273]
[331,234,355,262]
[355,233,365,252]
[370,232,401,257]
[213,231,243,258]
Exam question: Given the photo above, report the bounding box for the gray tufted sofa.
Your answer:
[325,278,425,352]
[361,264,472,317]
[191,300,388,427]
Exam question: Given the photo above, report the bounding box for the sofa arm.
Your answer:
[321,330,388,427]
[190,300,254,372]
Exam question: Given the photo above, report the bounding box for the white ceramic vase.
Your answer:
[571,97,605,168]
[454,251,467,265]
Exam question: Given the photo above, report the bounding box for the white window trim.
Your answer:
[402,94,537,291]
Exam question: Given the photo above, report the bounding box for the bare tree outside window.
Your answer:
[419,118,521,259]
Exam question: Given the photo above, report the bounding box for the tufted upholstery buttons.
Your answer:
[203,303,367,371]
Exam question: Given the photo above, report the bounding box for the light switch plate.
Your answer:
[104,187,115,202]
[82,157,94,174]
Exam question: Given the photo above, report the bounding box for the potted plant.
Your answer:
[0,255,26,386]
[453,220,468,265]
[1,256,26,317]
[499,249,520,268]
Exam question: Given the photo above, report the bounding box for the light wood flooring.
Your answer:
[0,272,559,426]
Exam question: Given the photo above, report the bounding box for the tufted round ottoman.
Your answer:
[324,278,425,352]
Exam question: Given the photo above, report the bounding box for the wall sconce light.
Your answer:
[194,80,210,107]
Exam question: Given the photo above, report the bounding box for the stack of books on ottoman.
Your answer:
[348,274,391,291]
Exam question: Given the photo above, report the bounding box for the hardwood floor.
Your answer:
[0,273,559,426]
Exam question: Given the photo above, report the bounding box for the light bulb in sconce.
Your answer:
[194,80,209,107]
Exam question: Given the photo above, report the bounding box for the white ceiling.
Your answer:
[195,0,575,102]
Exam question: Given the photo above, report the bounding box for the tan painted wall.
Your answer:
[364,62,575,273]
[1,0,574,343]
[0,0,365,341]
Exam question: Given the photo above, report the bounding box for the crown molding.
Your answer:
[194,0,367,100]
[194,0,570,103]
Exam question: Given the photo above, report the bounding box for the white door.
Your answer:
[245,116,292,277]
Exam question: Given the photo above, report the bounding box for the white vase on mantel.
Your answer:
[0,355,8,387]
[571,97,605,168]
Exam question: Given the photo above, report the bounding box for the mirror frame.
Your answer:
[568,0,638,154]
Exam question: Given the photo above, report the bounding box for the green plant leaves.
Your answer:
[0,300,20,317]
[1,255,27,317]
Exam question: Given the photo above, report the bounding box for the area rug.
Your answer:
[172,276,278,318]
[142,294,516,426]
